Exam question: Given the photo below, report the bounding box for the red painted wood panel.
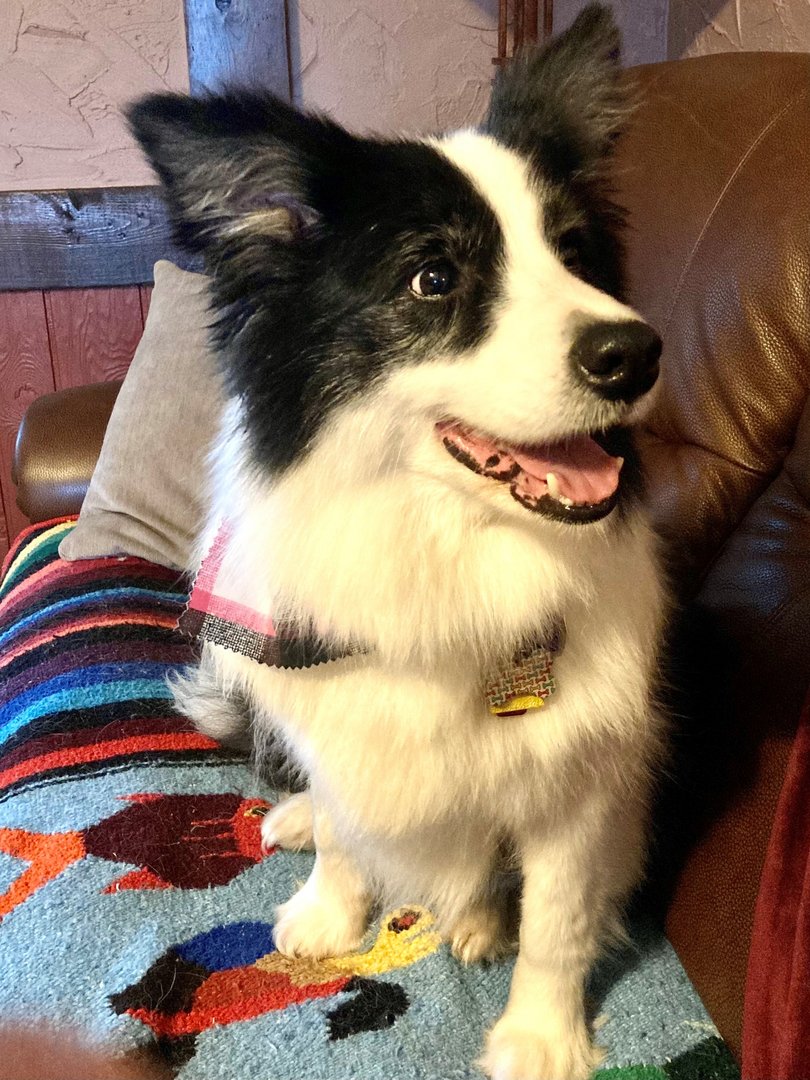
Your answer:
[0,497,7,563]
[0,291,56,558]
[44,286,144,390]
[139,284,153,324]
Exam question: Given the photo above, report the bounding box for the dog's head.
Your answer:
[129,3,660,527]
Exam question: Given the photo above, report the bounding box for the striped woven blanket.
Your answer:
[0,518,226,806]
[0,521,739,1079]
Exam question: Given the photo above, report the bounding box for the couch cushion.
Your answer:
[617,52,810,589]
[58,261,222,571]
[0,518,214,798]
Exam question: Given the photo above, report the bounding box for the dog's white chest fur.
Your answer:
[201,419,664,853]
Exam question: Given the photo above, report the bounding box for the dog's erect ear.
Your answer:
[127,92,335,253]
[486,3,628,178]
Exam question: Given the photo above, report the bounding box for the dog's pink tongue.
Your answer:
[437,422,622,505]
[511,438,621,504]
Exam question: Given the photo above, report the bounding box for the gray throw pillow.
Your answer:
[59,260,222,571]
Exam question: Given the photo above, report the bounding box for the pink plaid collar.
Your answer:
[178,522,365,669]
[179,521,563,714]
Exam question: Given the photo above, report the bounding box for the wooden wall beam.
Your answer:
[184,0,291,100]
[0,188,200,292]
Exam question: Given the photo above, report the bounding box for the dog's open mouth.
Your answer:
[436,421,624,523]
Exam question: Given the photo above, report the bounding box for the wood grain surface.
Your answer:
[45,288,145,390]
[0,189,200,292]
[0,291,56,558]
[139,285,154,324]
[185,0,291,99]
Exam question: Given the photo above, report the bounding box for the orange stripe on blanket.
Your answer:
[0,518,76,581]
[0,557,83,614]
[0,611,178,670]
[0,732,220,790]
[0,828,86,921]
[0,555,175,614]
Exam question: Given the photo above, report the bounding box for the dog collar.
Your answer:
[178,522,366,669]
[179,522,563,715]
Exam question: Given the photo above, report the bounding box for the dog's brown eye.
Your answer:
[409,263,457,299]
[557,228,585,273]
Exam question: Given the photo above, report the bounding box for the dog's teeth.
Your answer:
[546,472,575,508]
[616,456,625,470]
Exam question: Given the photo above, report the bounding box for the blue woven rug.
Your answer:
[0,521,739,1079]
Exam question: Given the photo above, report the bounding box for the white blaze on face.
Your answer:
[386,130,641,446]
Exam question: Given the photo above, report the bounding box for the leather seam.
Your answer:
[663,84,810,335]
[640,427,775,479]
[680,390,810,591]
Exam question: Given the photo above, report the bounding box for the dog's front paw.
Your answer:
[261,792,314,854]
[479,1016,602,1080]
[447,905,510,965]
[273,886,366,960]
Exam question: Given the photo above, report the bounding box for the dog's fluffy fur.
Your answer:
[130,6,667,1077]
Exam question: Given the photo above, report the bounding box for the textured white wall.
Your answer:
[1,1,678,192]
[669,0,810,58]
[291,0,501,134]
[0,0,189,191]
[292,1,670,136]
[553,0,669,65]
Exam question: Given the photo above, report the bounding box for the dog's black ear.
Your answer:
[127,92,334,253]
[486,3,629,178]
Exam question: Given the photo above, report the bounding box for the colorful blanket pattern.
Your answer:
[0,521,740,1079]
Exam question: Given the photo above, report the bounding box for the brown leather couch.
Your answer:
[13,51,810,1065]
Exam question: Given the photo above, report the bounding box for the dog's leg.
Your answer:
[480,799,644,1080]
[171,664,305,791]
[433,839,510,965]
[273,799,370,960]
[446,896,510,965]
[261,791,314,853]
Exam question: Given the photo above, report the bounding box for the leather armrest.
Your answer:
[12,381,122,523]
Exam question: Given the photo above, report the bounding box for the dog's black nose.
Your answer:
[570,320,662,402]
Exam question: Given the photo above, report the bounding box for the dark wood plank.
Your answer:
[0,291,56,546]
[184,0,291,99]
[45,287,145,390]
[0,188,201,292]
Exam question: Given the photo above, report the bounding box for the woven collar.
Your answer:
[179,522,563,715]
[178,523,365,669]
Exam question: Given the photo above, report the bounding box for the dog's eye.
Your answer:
[557,228,585,273]
[409,263,457,299]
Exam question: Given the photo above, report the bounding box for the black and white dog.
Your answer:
[130,6,666,1077]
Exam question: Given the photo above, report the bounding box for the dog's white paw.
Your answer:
[479,1016,602,1080]
[448,906,509,965]
[261,792,314,854]
[273,886,366,960]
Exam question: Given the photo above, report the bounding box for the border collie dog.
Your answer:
[130,5,666,1077]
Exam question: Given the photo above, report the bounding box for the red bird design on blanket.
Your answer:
[0,792,271,922]
[110,907,442,1072]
